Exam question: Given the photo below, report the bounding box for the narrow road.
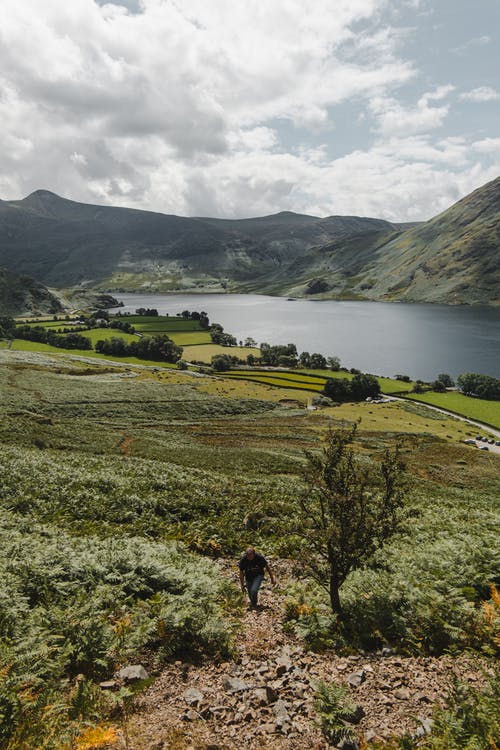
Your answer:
[386,395,500,454]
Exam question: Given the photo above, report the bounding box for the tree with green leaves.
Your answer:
[285,423,407,617]
[0,316,15,338]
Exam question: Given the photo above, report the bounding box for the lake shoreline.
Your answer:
[109,293,500,381]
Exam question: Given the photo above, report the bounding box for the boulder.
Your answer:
[222,676,250,693]
[346,670,366,688]
[273,699,291,731]
[115,664,149,682]
[99,680,118,690]
[394,687,411,701]
[183,688,204,706]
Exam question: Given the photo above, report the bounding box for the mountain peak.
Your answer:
[23,189,63,202]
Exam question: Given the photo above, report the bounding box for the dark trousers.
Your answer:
[247,574,264,606]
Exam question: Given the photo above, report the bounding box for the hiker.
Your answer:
[238,547,275,609]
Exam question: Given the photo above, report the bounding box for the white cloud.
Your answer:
[452,35,491,55]
[460,86,500,102]
[0,0,498,222]
[369,87,452,138]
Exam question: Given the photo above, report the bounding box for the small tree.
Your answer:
[211,354,233,371]
[286,423,406,617]
[327,356,341,371]
[437,373,454,388]
[431,380,447,392]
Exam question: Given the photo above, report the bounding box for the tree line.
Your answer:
[95,334,182,363]
[12,324,92,350]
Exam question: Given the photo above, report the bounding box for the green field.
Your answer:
[182,343,260,362]
[404,391,500,430]
[168,330,213,345]
[125,315,202,331]
[223,368,415,396]
[224,370,326,391]
[82,328,138,346]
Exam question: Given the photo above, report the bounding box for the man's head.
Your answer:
[246,547,256,559]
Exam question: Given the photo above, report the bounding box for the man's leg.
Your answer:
[248,574,264,607]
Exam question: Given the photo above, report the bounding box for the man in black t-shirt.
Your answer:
[238,547,275,608]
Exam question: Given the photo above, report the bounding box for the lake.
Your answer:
[111,294,500,381]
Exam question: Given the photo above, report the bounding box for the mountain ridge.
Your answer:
[0,178,499,305]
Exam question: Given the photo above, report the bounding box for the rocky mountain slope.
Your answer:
[346,176,500,305]
[0,266,64,316]
[0,177,499,305]
[113,561,485,750]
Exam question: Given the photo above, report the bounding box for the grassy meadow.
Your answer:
[402,391,500,429]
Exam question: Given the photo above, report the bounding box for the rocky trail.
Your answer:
[111,560,485,750]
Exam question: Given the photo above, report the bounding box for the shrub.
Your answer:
[0,513,236,746]
[314,681,359,745]
[372,671,500,750]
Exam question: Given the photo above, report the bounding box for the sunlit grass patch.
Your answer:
[168,331,212,345]
[182,344,260,363]
[82,328,138,345]
[404,391,500,430]
[194,373,311,403]
[226,369,327,384]
[317,400,470,442]
[224,372,325,391]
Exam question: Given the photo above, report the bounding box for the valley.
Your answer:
[0,176,499,750]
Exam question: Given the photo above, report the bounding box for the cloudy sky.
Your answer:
[1,0,499,220]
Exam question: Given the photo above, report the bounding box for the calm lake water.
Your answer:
[111,294,500,381]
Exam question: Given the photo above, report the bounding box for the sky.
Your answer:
[1,0,499,221]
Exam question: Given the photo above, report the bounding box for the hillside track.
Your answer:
[113,560,486,750]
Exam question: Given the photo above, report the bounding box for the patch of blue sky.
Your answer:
[267,103,375,163]
[396,0,499,93]
[96,0,142,13]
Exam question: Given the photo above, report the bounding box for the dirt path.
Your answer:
[119,431,134,456]
[112,561,485,750]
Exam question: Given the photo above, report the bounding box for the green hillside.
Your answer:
[351,176,500,305]
[0,351,498,747]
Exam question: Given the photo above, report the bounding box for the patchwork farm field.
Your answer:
[223,368,416,395]
[181,343,260,362]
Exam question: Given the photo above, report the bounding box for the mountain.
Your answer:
[236,177,500,305]
[347,176,500,304]
[0,267,64,316]
[0,178,498,305]
[0,190,400,291]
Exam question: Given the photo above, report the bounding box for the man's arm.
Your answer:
[239,569,246,591]
[265,562,276,586]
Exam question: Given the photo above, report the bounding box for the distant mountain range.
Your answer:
[0,177,499,308]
